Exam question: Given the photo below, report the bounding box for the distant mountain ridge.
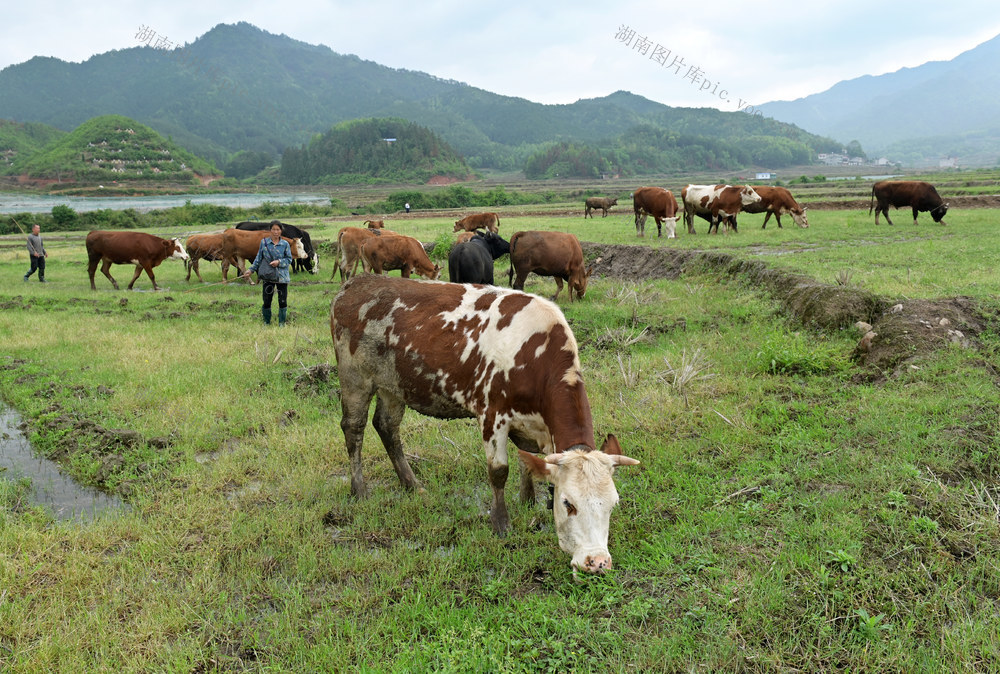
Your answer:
[758,34,1000,166]
[0,22,840,176]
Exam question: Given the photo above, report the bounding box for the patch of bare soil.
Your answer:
[582,242,992,376]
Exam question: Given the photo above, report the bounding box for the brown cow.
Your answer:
[219,228,307,282]
[331,274,639,573]
[744,186,809,229]
[336,227,400,282]
[86,231,189,291]
[870,180,949,225]
[455,230,478,244]
[454,212,500,234]
[508,231,592,302]
[363,219,385,229]
[585,197,618,218]
[631,187,679,238]
[681,184,762,234]
[185,232,233,282]
[359,234,441,280]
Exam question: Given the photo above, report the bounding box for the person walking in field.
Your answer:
[24,224,48,282]
[243,221,292,326]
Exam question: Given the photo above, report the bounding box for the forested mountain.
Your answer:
[758,33,1000,166]
[0,22,842,178]
[280,118,471,184]
[7,115,216,182]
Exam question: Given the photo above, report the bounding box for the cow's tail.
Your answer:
[869,185,876,215]
[507,233,517,287]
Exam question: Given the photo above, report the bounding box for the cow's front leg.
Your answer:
[483,427,511,534]
[509,430,540,504]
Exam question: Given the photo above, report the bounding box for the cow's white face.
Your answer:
[740,186,763,206]
[290,237,309,259]
[792,209,809,228]
[522,435,639,575]
[171,238,190,260]
[663,216,677,239]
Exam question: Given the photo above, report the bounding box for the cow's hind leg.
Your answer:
[100,260,119,290]
[552,277,564,302]
[340,378,375,498]
[912,207,920,225]
[372,393,419,491]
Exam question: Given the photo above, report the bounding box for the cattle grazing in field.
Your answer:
[220,228,307,282]
[508,231,593,302]
[184,232,232,282]
[330,274,639,573]
[454,212,501,234]
[86,231,189,291]
[632,187,680,238]
[584,197,618,218]
[869,181,949,226]
[336,227,399,282]
[364,219,385,229]
[744,186,809,229]
[448,231,511,284]
[359,234,441,280]
[682,184,762,234]
[235,220,318,273]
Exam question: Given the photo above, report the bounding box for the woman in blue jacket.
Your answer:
[243,221,293,325]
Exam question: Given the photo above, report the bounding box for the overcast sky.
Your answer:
[5,1,1000,111]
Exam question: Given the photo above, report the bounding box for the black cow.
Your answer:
[448,231,510,284]
[235,220,317,272]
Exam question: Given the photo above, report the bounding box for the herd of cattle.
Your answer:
[74,178,953,574]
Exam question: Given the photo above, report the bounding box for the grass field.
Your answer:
[2,202,1000,671]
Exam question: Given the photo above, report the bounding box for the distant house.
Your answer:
[755,172,774,180]
[939,157,958,169]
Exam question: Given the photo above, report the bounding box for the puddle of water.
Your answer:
[0,404,127,521]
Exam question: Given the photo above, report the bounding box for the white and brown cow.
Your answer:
[682,184,762,234]
[331,275,639,574]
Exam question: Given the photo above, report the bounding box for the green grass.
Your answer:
[2,208,1000,671]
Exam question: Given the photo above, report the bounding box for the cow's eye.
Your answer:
[562,499,578,516]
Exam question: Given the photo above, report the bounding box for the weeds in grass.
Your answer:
[826,548,858,573]
[595,325,649,349]
[854,608,893,643]
[835,269,854,286]
[660,347,713,406]
[616,353,640,387]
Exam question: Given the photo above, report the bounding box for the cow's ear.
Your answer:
[601,434,640,467]
[585,265,594,278]
[519,450,554,479]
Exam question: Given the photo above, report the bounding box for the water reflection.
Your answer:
[0,404,126,521]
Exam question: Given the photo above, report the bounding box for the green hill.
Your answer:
[0,23,845,178]
[0,120,65,173]
[11,115,217,182]
[280,118,471,184]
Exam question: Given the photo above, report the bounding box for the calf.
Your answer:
[454,212,500,234]
[448,231,511,284]
[632,187,679,238]
[584,197,618,218]
[331,275,639,573]
[745,186,809,229]
[359,234,441,280]
[86,231,189,291]
[870,180,949,226]
[508,231,592,302]
[185,232,230,282]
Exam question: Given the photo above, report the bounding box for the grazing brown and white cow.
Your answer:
[632,187,679,238]
[331,275,639,573]
[584,197,618,218]
[508,231,592,302]
[219,228,307,282]
[870,180,949,226]
[359,234,441,280]
[744,186,809,229]
[86,230,189,291]
[682,184,762,234]
[185,232,232,282]
[454,212,500,234]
